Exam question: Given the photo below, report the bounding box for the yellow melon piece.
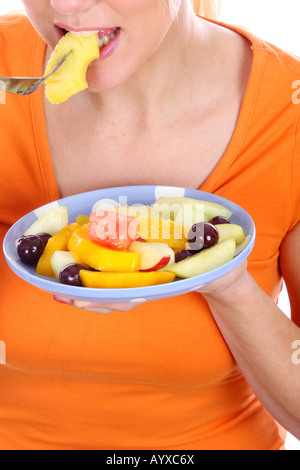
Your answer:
[136,217,189,253]
[75,214,90,226]
[45,32,100,104]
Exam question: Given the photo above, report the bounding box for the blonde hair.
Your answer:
[167,1,220,20]
[190,0,220,18]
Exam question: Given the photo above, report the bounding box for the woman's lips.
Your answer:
[54,24,121,62]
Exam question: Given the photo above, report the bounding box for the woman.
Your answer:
[0,0,299,450]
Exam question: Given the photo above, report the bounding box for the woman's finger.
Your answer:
[53,296,147,313]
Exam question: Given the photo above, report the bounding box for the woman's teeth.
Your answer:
[70,29,119,48]
[70,30,100,38]
[98,31,118,48]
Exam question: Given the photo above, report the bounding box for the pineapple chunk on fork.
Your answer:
[45,32,100,104]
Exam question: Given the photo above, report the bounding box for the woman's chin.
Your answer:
[86,72,119,94]
[85,64,130,94]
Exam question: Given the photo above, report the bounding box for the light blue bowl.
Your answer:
[3,186,255,303]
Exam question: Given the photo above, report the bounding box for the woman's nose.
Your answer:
[50,0,99,15]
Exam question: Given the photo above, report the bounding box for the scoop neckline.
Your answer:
[30,18,269,201]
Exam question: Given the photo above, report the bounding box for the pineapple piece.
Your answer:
[45,32,100,104]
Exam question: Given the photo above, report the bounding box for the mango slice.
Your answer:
[80,270,175,289]
[68,229,140,272]
[36,223,80,277]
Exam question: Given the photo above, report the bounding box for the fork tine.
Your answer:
[22,79,45,95]
[44,51,72,78]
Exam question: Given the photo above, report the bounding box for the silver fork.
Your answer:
[0,51,72,96]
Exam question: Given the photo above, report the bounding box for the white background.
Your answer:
[0,0,299,451]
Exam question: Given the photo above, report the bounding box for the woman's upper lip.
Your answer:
[55,23,118,34]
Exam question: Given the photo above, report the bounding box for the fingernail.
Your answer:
[53,295,68,304]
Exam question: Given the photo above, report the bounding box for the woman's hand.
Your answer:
[196,259,250,299]
[53,296,146,313]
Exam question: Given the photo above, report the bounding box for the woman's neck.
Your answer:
[79,7,214,120]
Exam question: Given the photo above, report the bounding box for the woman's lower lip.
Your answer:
[94,29,121,62]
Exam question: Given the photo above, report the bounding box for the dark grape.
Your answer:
[36,232,52,247]
[209,216,231,225]
[175,249,199,263]
[59,264,84,287]
[17,235,45,265]
[187,223,204,250]
[187,222,219,251]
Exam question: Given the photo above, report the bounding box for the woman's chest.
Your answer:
[46,102,240,198]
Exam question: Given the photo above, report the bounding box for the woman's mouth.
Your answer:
[55,25,121,61]
[98,28,120,48]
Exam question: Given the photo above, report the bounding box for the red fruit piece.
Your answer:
[88,210,139,251]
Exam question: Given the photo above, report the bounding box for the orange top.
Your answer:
[0,12,299,450]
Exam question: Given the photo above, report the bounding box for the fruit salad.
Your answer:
[16,197,249,289]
